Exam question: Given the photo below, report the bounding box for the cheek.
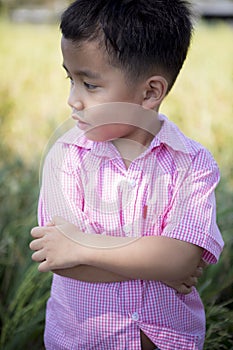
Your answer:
[84,103,140,126]
[84,125,134,142]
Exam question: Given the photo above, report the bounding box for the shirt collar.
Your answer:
[57,114,195,156]
[57,125,94,150]
[150,114,195,155]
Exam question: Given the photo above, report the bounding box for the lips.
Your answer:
[71,114,90,129]
[77,120,90,130]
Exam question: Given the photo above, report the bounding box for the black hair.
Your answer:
[60,0,193,91]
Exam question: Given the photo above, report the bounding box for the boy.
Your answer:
[30,1,224,349]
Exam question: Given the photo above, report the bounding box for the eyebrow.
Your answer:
[62,64,101,80]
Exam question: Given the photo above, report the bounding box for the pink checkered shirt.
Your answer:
[38,114,224,350]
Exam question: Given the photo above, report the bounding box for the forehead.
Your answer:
[61,37,111,72]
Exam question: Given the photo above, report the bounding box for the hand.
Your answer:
[164,259,208,294]
[30,217,84,272]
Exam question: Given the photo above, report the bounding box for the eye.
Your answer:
[66,75,74,85]
[84,82,98,90]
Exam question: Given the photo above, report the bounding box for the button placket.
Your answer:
[121,177,135,237]
[121,166,142,237]
[131,312,140,322]
[123,223,132,236]
[129,178,136,188]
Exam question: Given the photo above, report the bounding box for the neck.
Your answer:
[112,120,162,169]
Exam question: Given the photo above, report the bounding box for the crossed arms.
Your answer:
[29,145,221,291]
[30,216,205,293]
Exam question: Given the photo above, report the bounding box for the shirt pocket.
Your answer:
[142,202,164,236]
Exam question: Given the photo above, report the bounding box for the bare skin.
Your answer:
[30,217,205,289]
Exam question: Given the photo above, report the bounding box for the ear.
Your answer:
[142,76,168,110]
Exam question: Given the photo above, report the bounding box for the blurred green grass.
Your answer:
[0,19,232,349]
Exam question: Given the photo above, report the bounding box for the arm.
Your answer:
[85,237,203,281]
[48,218,204,289]
[37,224,204,292]
[54,266,129,282]
[54,263,204,293]
[30,217,203,282]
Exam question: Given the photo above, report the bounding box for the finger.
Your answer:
[182,276,198,288]
[29,238,44,251]
[38,260,51,273]
[176,284,192,295]
[31,250,46,262]
[181,285,192,294]
[46,221,55,227]
[198,259,208,268]
[185,276,198,287]
[31,226,46,238]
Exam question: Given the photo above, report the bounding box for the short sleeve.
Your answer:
[162,149,224,264]
[38,142,88,231]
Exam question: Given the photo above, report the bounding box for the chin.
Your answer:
[84,128,118,143]
[84,132,111,143]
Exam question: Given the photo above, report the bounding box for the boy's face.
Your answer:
[61,37,159,143]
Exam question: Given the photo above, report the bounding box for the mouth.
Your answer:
[72,114,90,130]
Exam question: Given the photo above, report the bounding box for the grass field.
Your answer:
[0,19,233,349]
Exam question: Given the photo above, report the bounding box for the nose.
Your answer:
[67,85,84,111]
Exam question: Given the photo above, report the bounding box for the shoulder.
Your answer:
[42,126,93,171]
[157,115,219,171]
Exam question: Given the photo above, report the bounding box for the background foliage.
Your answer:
[0,18,232,349]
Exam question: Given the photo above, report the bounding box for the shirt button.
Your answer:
[131,312,139,321]
[129,179,136,187]
[123,224,132,234]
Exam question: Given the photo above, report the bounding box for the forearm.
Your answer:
[82,235,203,281]
[53,265,130,282]
[30,219,203,282]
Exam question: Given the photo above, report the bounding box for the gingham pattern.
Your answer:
[38,114,224,349]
